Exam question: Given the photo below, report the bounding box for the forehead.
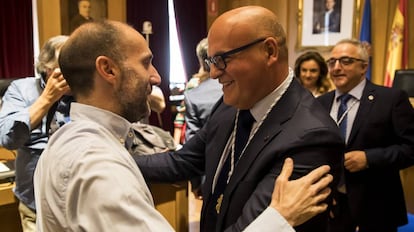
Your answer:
[208,17,253,55]
[122,27,152,59]
[331,43,359,57]
[79,1,90,6]
[301,60,319,67]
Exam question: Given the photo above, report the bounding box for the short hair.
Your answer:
[35,35,69,79]
[196,38,209,72]
[334,38,369,61]
[255,13,288,60]
[59,20,127,97]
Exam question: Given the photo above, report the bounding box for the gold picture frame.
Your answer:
[60,0,108,35]
[297,0,361,50]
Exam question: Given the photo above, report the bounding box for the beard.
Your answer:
[115,68,151,122]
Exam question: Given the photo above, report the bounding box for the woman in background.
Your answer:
[294,51,333,97]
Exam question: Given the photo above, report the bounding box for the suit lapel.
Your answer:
[348,82,376,145]
[216,80,302,224]
[203,103,237,206]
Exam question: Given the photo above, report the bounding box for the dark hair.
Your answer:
[294,51,331,94]
[59,20,126,97]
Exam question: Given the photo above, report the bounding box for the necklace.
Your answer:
[226,73,294,183]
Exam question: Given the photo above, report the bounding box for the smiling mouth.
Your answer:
[221,80,234,87]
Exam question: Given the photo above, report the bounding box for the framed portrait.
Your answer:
[297,0,361,50]
[60,0,107,35]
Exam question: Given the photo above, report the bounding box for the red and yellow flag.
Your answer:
[383,0,408,87]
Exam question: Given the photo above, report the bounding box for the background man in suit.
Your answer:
[318,38,414,232]
[313,0,341,34]
[135,6,344,232]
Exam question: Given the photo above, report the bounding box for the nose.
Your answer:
[149,65,161,85]
[208,65,223,80]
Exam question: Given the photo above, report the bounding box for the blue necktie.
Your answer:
[337,94,352,139]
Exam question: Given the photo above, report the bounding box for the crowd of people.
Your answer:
[0,4,413,232]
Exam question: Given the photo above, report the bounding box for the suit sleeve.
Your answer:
[0,81,32,149]
[364,90,414,169]
[184,91,199,142]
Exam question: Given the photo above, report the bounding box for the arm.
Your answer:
[0,70,69,149]
[148,86,165,113]
[244,158,332,231]
[29,69,70,128]
[66,150,174,231]
[350,90,414,172]
[222,126,343,232]
[184,91,200,142]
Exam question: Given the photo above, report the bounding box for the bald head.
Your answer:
[208,6,287,60]
[206,6,290,109]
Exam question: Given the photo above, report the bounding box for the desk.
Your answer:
[150,182,189,232]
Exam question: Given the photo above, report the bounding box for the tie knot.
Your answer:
[338,94,352,104]
[238,110,255,126]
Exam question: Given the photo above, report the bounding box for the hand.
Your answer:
[344,150,368,172]
[41,68,71,104]
[270,158,332,226]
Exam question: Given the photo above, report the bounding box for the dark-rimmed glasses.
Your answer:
[326,56,366,68]
[204,38,266,70]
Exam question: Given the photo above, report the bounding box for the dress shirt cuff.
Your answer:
[243,207,294,232]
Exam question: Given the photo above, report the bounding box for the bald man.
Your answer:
[34,19,334,232]
[135,6,344,232]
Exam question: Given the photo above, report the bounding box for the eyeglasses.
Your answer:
[204,38,266,71]
[326,56,366,68]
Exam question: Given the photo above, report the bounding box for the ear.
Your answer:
[361,61,369,74]
[96,56,119,85]
[264,37,279,64]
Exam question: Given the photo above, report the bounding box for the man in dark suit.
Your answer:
[318,38,414,232]
[184,77,222,141]
[135,6,344,232]
[313,0,341,34]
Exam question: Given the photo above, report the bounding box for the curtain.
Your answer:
[126,0,207,132]
[173,0,207,77]
[0,0,34,79]
[127,0,172,131]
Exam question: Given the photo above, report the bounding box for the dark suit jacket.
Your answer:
[184,78,222,141]
[135,79,344,232]
[313,9,341,33]
[317,81,414,228]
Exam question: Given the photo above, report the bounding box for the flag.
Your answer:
[359,0,371,80]
[383,0,408,87]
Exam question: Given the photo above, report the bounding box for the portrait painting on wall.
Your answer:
[297,0,360,50]
[61,0,107,35]
[312,0,342,34]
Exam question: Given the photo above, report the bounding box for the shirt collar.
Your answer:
[250,67,294,121]
[335,78,366,101]
[69,103,134,150]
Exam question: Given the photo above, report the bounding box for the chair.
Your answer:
[393,69,414,97]
[393,69,414,215]
[0,79,17,97]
